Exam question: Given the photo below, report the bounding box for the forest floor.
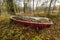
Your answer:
[0,14,60,40]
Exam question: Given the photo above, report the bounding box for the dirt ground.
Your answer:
[0,15,60,40]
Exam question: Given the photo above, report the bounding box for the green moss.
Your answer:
[32,35,40,40]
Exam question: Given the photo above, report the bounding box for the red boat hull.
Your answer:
[11,19,51,28]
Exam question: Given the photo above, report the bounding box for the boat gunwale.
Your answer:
[10,15,53,24]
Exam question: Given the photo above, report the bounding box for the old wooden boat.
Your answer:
[10,15,53,28]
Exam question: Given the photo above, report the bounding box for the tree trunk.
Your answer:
[33,0,34,12]
[23,0,28,13]
[0,0,2,15]
[52,0,56,13]
[6,0,15,15]
[47,0,52,17]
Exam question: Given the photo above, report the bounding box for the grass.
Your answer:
[0,13,60,40]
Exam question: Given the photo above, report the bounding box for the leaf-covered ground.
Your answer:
[0,15,60,40]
